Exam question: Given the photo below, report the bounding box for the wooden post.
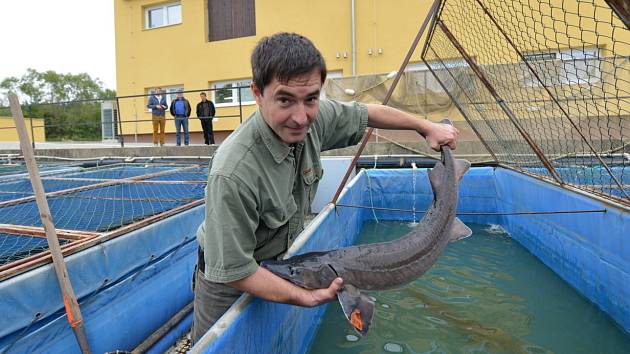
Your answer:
[8,93,92,354]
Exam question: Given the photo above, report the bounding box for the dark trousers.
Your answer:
[199,117,215,145]
[192,248,242,344]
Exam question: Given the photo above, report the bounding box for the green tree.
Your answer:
[1,69,116,141]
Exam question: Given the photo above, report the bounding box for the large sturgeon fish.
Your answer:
[262,125,471,335]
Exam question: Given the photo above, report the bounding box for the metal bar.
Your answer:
[473,0,629,199]
[331,0,442,204]
[605,0,630,29]
[335,203,606,216]
[116,96,124,147]
[436,20,564,184]
[114,86,237,100]
[131,302,193,354]
[422,49,499,163]
[8,93,92,354]
[238,86,243,124]
[426,46,513,157]
[28,104,35,150]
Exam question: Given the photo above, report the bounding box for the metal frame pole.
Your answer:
[238,86,243,123]
[436,20,564,184]
[331,0,442,204]
[116,96,124,147]
[28,103,35,150]
[473,0,628,199]
[423,58,499,163]
[8,93,92,354]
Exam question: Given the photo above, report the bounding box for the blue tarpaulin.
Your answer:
[1,166,626,353]
[192,167,628,353]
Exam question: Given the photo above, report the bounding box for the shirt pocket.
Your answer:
[261,199,296,229]
[303,164,324,205]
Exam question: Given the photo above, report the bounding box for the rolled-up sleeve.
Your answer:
[196,174,259,283]
[316,100,368,151]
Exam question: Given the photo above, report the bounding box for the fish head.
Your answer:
[261,252,338,289]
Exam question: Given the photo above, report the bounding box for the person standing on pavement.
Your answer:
[196,92,216,145]
[147,87,168,146]
[170,91,192,146]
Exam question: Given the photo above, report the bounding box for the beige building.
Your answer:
[114,0,436,143]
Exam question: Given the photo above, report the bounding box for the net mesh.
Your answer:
[0,233,71,266]
[0,163,207,275]
[421,0,629,204]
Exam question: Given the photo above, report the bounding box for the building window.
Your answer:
[207,0,255,42]
[211,80,255,107]
[145,2,182,29]
[146,85,184,111]
[522,48,601,87]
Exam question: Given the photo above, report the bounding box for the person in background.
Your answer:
[196,92,216,145]
[147,87,167,146]
[170,91,192,146]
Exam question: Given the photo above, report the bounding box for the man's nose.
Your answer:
[292,103,308,125]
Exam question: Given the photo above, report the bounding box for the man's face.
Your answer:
[155,88,162,95]
[177,92,183,99]
[200,94,207,101]
[251,70,322,145]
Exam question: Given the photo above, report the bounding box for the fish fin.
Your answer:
[454,159,471,181]
[428,161,445,196]
[338,284,375,336]
[449,217,473,242]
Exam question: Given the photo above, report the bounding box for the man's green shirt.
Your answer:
[196,99,368,283]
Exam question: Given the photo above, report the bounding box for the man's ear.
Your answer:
[251,82,263,105]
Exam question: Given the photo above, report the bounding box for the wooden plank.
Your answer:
[9,93,92,354]
[0,224,97,240]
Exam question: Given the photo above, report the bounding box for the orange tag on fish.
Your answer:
[350,309,363,331]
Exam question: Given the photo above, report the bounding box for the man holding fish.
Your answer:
[192,32,460,343]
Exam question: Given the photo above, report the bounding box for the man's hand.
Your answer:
[424,121,459,151]
[229,267,343,307]
[303,277,343,307]
[365,105,459,151]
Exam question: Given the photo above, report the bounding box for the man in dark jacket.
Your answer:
[170,91,192,146]
[196,92,216,145]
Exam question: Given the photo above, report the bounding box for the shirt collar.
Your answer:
[254,110,295,164]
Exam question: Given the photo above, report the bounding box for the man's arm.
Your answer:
[228,266,342,307]
[366,104,459,151]
[147,96,155,109]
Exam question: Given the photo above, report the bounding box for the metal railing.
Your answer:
[0,85,252,149]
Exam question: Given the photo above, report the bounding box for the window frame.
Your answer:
[211,80,256,107]
[145,2,182,30]
[522,48,601,87]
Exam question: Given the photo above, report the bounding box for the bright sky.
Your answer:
[0,1,116,90]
